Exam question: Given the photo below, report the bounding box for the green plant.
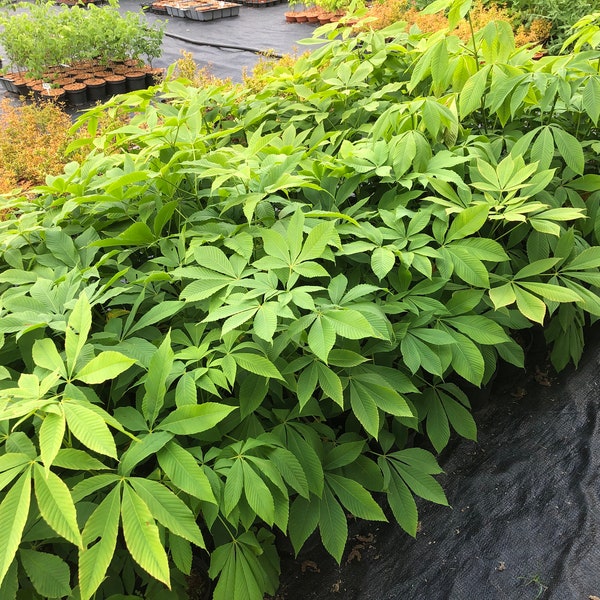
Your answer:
[506,0,600,53]
[0,2,164,75]
[317,0,364,15]
[1,15,600,600]
[518,571,548,599]
[0,3,51,75]
[132,14,167,66]
[561,11,600,52]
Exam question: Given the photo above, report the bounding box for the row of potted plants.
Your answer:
[284,0,357,23]
[285,6,345,22]
[148,0,240,20]
[229,0,285,6]
[55,0,106,5]
[0,1,165,79]
[0,59,164,106]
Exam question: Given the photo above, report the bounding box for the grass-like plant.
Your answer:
[0,13,600,600]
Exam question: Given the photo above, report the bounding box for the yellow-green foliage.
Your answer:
[363,0,551,45]
[0,99,75,194]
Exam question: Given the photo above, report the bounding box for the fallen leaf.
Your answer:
[301,560,320,573]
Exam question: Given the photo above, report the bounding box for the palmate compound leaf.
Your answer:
[326,474,387,522]
[288,495,320,554]
[157,441,216,503]
[390,453,448,506]
[129,478,205,548]
[142,331,174,427]
[318,486,348,563]
[63,401,118,459]
[65,293,92,377]
[379,458,418,537]
[0,559,17,600]
[210,533,274,600]
[121,484,170,588]
[39,411,66,473]
[33,463,82,547]
[231,352,284,380]
[241,460,276,526]
[0,469,31,586]
[20,549,71,598]
[74,351,136,385]
[349,377,413,438]
[269,447,310,499]
[79,485,121,600]
[169,533,193,575]
[156,402,235,436]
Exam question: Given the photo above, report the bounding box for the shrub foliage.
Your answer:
[0,99,77,195]
[1,10,600,600]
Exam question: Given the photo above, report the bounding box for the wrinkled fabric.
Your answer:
[134,0,317,80]
[277,329,600,599]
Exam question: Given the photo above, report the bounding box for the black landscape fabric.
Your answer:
[130,0,317,80]
[275,328,600,600]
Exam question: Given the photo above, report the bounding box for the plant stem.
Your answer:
[468,13,479,69]
[466,14,488,133]
[546,94,558,126]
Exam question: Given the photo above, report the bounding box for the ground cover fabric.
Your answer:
[275,328,600,599]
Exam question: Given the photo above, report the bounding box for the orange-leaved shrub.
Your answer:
[0,98,76,194]
[363,0,551,46]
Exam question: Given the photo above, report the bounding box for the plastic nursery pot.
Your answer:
[40,87,66,103]
[104,74,127,95]
[145,67,165,87]
[1,73,20,94]
[285,11,297,22]
[30,83,46,101]
[54,77,75,87]
[83,78,107,102]
[11,75,30,97]
[124,70,148,92]
[64,82,88,106]
[75,73,92,83]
